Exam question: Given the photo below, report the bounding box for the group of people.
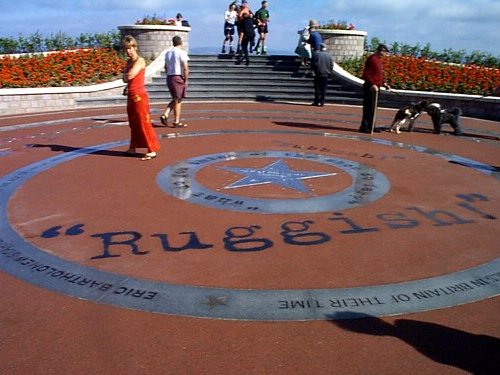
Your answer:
[297,19,391,133]
[222,1,270,65]
[295,19,323,66]
[120,9,392,160]
[174,13,190,27]
[296,20,334,107]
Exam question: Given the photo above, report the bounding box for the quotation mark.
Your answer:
[41,224,85,239]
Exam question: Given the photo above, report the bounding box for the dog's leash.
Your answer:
[384,88,427,101]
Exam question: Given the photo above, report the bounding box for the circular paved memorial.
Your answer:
[0,102,499,373]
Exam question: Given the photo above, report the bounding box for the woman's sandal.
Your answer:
[173,122,188,128]
[160,115,169,127]
[140,152,157,161]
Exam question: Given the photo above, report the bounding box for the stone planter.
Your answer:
[118,25,191,60]
[316,29,367,62]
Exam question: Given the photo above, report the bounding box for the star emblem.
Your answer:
[220,159,337,193]
[202,296,228,309]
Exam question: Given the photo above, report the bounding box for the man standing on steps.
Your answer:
[236,0,252,56]
[311,43,333,106]
[307,19,323,53]
[161,36,190,128]
[255,1,270,55]
[222,2,238,55]
[236,12,256,66]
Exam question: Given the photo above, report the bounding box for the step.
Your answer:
[76,92,362,107]
[152,78,317,86]
[75,54,363,108]
[147,86,355,97]
[157,69,308,78]
[149,81,319,90]
[188,64,304,72]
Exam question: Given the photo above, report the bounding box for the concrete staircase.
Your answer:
[76,54,363,106]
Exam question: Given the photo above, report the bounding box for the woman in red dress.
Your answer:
[122,35,160,161]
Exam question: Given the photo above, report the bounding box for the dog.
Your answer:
[389,100,429,133]
[426,103,463,135]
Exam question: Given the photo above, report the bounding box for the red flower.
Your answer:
[0,48,126,88]
[381,55,500,95]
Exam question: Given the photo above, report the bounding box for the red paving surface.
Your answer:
[0,101,499,374]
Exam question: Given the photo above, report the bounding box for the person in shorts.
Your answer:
[222,2,238,54]
[161,36,189,128]
[254,1,270,55]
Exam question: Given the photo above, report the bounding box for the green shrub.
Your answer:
[0,30,122,54]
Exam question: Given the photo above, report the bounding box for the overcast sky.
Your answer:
[1,0,499,55]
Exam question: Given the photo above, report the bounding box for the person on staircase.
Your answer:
[236,14,255,66]
[236,12,256,66]
[222,2,238,55]
[295,24,311,66]
[254,1,270,55]
[307,19,323,53]
[236,0,253,55]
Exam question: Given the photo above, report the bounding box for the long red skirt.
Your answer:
[127,93,160,152]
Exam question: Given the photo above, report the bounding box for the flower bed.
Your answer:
[1,47,498,95]
[318,20,356,30]
[0,48,126,88]
[340,55,500,95]
[387,56,500,94]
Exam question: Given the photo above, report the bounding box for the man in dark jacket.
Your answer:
[236,12,255,66]
[307,19,323,52]
[359,44,390,133]
[311,43,334,106]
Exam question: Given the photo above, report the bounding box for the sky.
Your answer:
[1,0,499,56]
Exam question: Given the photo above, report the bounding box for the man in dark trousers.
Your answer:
[236,12,255,66]
[311,43,333,106]
[359,44,391,133]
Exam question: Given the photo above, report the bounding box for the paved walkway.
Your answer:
[0,102,499,374]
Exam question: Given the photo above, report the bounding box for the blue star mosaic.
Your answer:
[219,159,337,193]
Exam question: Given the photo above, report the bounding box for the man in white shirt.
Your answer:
[160,36,190,128]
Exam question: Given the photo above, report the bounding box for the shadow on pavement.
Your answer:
[27,144,135,158]
[273,121,357,133]
[328,312,500,374]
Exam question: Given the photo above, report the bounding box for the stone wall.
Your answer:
[0,25,190,115]
[317,29,367,62]
[0,49,168,115]
[118,25,190,60]
[0,86,124,115]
